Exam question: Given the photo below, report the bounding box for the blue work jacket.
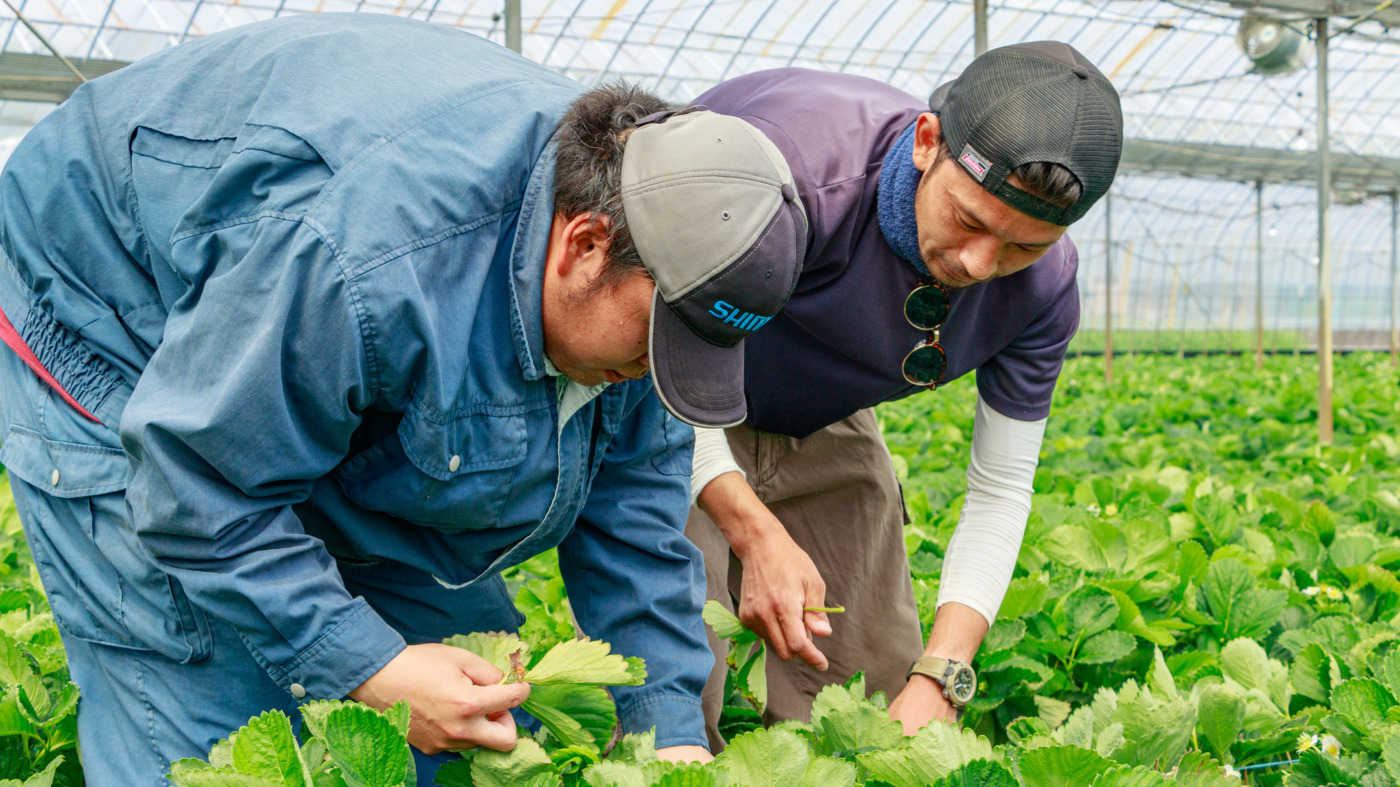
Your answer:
[0,14,708,746]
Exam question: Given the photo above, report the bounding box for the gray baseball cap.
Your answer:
[622,110,807,428]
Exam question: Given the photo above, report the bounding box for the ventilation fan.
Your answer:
[1236,15,1312,76]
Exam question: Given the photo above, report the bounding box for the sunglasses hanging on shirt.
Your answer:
[902,281,950,387]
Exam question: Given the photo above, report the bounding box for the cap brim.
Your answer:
[649,291,747,428]
[928,81,953,114]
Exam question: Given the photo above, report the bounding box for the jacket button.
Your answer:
[448,455,461,473]
[50,469,60,486]
[289,683,307,699]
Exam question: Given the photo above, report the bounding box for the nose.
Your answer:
[959,237,1000,282]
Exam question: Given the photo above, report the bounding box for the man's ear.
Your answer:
[911,112,942,172]
[556,213,613,280]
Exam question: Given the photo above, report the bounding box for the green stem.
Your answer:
[803,605,846,613]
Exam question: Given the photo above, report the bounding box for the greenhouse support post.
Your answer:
[1391,190,1397,368]
[1105,191,1113,384]
[974,0,988,55]
[505,0,522,53]
[1316,16,1334,445]
[1256,181,1264,369]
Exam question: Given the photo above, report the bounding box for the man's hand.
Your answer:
[736,524,831,668]
[888,674,959,735]
[656,745,714,763]
[698,472,831,669]
[349,643,531,754]
[888,602,989,735]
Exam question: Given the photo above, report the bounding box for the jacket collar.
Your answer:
[508,140,558,381]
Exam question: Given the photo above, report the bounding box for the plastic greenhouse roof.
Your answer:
[0,0,1397,160]
[0,0,1397,331]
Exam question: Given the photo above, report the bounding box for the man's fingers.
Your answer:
[804,609,832,638]
[775,603,816,665]
[469,682,532,715]
[454,651,507,686]
[461,710,520,752]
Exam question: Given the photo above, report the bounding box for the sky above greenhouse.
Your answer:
[0,0,1396,333]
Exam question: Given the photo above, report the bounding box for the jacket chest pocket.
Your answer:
[335,409,529,530]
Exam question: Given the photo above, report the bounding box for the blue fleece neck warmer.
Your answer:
[877,122,930,278]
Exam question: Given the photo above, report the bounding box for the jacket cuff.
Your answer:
[617,692,709,750]
[267,599,407,701]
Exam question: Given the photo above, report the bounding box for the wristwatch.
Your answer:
[907,656,977,707]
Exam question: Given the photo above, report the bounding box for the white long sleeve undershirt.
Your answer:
[689,394,1046,627]
[691,425,745,505]
[937,394,1046,627]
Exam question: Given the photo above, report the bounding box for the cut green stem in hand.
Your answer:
[803,605,846,613]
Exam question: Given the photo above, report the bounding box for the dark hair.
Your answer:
[933,138,1082,209]
[553,80,670,291]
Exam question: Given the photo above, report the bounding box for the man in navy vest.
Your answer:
[684,43,1123,745]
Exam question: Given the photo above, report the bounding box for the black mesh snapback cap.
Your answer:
[928,41,1123,226]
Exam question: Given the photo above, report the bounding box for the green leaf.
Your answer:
[525,640,645,687]
[298,700,351,741]
[1377,647,1400,702]
[1169,751,1238,787]
[1018,745,1113,787]
[701,601,752,643]
[1091,764,1168,787]
[981,619,1025,654]
[735,641,767,710]
[580,761,645,787]
[168,769,284,787]
[1303,501,1336,542]
[653,762,723,787]
[231,710,309,787]
[1292,644,1334,705]
[442,632,532,677]
[470,739,561,787]
[1108,681,1196,770]
[1383,729,1400,784]
[1331,678,1398,741]
[523,683,616,751]
[1201,559,1285,640]
[930,759,1017,787]
[1035,696,1073,729]
[1146,647,1177,701]
[607,732,658,763]
[717,728,855,786]
[1041,526,1110,572]
[1075,630,1135,665]
[856,722,994,786]
[1176,540,1209,584]
[1062,587,1119,639]
[1329,534,1376,569]
[1220,638,1289,711]
[321,703,410,787]
[1284,749,1355,787]
[999,578,1049,620]
[1197,683,1246,763]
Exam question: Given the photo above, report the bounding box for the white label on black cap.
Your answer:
[958,143,990,182]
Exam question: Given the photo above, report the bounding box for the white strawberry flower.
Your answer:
[1297,733,1319,752]
[1321,734,1342,757]
[1223,764,1241,779]
[1323,586,1344,601]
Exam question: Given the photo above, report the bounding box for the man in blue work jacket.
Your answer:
[0,13,806,781]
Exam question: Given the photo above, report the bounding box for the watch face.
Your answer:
[949,665,977,704]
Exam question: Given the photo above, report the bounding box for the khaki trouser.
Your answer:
[685,408,925,752]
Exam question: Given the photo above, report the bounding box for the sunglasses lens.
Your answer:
[902,343,947,386]
[905,285,950,330]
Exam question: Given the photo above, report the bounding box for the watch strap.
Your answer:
[907,656,952,682]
